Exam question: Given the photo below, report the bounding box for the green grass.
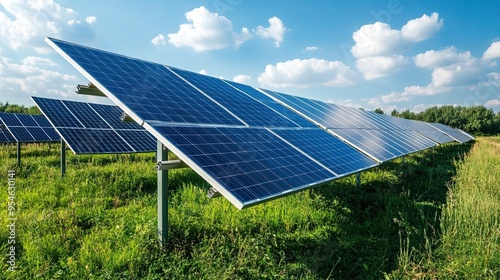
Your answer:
[0,139,496,279]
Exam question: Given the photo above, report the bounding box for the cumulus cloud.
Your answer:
[0,55,77,98]
[85,16,97,24]
[351,13,443,80]
[151,34,166,46]
[304,46,319,51]
[233,74,251,84]
[166,6,252,51]
[254,17,288,47]
[356,55,408,80]
[258,58,358,88]
[0,0,96,52]
[485,98,500,106]
[482,41,500,61]
[414,47,471,68]
[199,69,208,75]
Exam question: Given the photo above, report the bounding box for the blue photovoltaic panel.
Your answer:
[46,38,243,126]
[0,112,60,143]
[32,96,156,154]
[58,128,134,154]
[115,130,157,152]
[428,123,473,143]
[271,128,377,176]
[458,129,475,140]
[416,129,455,144]
[0,125,15,143]
[6,127,35,142]
[89,103,144,130]
[30,98,84,128]
[16,114,38,127]
[171,68,299,128]
[62,101,110,128]
[155,126,336,207]
[0,113,23,126]
[226,81,318,128]
[329,129,401,162]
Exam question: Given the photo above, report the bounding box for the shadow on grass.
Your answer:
[275,142,474,279]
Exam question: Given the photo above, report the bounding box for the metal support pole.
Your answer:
[16,142,21,166]
[157,140,168,247]
[61,140,66,177]
[356,172,361,187]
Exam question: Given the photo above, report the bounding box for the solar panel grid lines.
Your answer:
[45,37,245,127]
[222,80,317,128]
[269,128,378,176]
[0,125,15,143]
[0,112,60,143]
[32,96,156,154]
[427,123,473,143]
[153,125,338,208]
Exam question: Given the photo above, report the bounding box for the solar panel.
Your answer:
[32,96,156,154]
[154,126,337,207]
[427,123,473,143]
[0,125,15,143]
[0,112,60,143]
[45,37,472,209]
[270,128,378,175]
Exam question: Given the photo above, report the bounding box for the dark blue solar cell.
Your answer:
[329,129,401,162]
[428,123,472,143]
[0,126,15,143]
[15,114,38,127]
[89,103,143,130]
[7,127,35,142]
[171,68,299,127]
[58,128,134,154]
[416,129,453,144]
[225,81,316,128]
[0,113,23,126]
[42,127,61,141]
[154,126,336,208]
[47,38,243,126]
[271,128,377,176]
[116,130,156,152]
[26,128,52,142]
[62,101,110,128]
[32,97,83,128]
[32,115,52,127]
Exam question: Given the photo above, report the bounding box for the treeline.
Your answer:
[375,105,500,135]
[0,101,41,114]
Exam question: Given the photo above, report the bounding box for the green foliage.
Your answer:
[374,108,384,114]
[1,140,498,279]
[392,105,500,135]
[0,101,40,115]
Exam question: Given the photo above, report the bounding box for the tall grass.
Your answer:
[0,139,492,279]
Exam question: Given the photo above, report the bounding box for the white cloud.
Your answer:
[305,46,319,51]
[258,58,358,88]
[151,34,166,46]
[356,55,408,80]
[85,16,97,25]
[482,41,500,61]
[351,13,442,80]
[199,69,208,75]
[254,16,288,47]
[401,13,443,42]
[0,0,95,51]
[167,6,252,51]
[484,98,500,106]
[233,74,251,84]
[414,47,471,68]
[0,55,77,98]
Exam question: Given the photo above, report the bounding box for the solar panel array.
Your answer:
[46,37,474,209]
[31,97,157,154]
[0,112,60,143]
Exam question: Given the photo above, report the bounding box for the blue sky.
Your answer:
[1,0,500,113]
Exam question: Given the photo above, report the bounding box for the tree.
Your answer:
[391,109,398,116]
[374,108,384,114]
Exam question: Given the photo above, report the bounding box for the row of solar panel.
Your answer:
[0,112,60,143]
[46,37,475,209]
[31,97,157,154]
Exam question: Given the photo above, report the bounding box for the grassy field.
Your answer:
[0,137,498,279]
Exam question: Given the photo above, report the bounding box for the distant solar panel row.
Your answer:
[0,112,60,143]
[32,97,157,154]
[46,37,474,209]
